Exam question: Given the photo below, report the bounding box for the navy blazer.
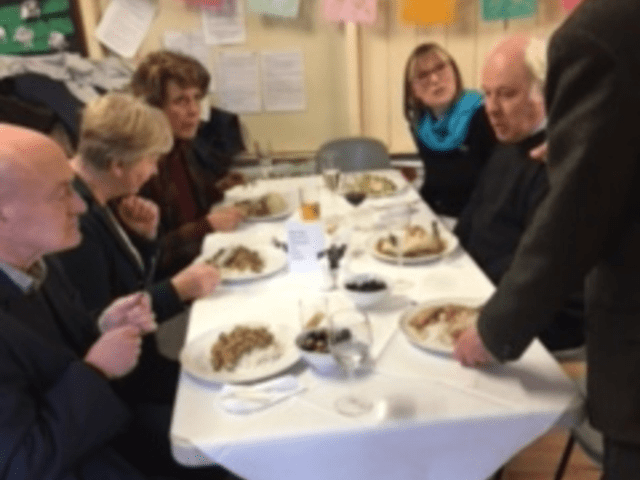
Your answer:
[0,269,142,480]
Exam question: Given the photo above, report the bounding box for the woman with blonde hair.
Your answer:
[55,92,234,479]
[404,43,496,216]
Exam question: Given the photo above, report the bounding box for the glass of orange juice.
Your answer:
[300,183,321,221]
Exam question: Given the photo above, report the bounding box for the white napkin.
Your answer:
[220,376,306,414]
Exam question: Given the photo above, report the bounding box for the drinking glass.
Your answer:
[328,308,375,416]
[321,152,341,193]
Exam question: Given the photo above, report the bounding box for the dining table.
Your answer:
[169,169,582,480]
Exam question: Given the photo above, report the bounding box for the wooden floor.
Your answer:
[500,360,601,480]
[501,429,601,479]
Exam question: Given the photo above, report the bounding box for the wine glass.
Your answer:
[321,152,341,193]
[328,308,375,416]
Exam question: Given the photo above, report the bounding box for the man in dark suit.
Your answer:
[0,124,148,479]
[454,1,640,476]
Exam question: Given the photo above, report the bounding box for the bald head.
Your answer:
[0,124,85,270]
[482,35,546,144]
[0,125,68,200]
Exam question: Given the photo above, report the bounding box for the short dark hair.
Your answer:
[403,43,464,125]
[129,50,210,108]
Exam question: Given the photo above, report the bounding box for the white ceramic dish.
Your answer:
[180,323,300,384]
[370,225,459,265]
[343,273,390,309]
[198,245,287,283]
[398,297,485,355]
[295,330,339,374]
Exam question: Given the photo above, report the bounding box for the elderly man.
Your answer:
[453,35,584,352]
[455,0,640,475]
[0,124,149,479]
[127,50,245,278]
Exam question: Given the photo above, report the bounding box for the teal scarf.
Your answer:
[415,90,483,152]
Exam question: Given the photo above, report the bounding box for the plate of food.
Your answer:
[342,173,407,198]
[233,192,293,221]
[203,244,287,283]
[180,323,301,384]
[371,222,458,264]
[399,298,484,355]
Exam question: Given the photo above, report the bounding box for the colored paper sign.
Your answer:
[400,0,455,25]
[561,0,582,12]
[247,0,300,18]
[482,0,536,21]
[323,0,377,25]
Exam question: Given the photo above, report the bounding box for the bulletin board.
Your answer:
[0,0,87,55]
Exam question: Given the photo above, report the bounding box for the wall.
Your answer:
[77,0,569,154]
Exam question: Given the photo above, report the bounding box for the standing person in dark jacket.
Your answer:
[0,123,148,480]
[454,2,640,475]
[403,43,496,217]
[454,35,584,352]
[129,51,245,278]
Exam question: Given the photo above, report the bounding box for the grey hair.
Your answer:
[524,37,547,101]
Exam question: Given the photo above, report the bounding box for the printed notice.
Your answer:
[201,0,246,45]
[217,51,261,113]
[248,0,300,18]
[96,0,156,58]
[261,51,306,112]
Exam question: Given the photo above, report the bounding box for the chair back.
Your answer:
[315,137,391,173]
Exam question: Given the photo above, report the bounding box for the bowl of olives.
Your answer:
[343,273,390,309]
[295,328,351,373]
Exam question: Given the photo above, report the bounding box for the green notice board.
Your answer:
[0,0,86,54]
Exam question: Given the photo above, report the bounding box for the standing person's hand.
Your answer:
[97,292,157,334]
[116,195,160,240]
[529,142,548,163]
[206,205,245,232]
[215,171,246,191]
[84,326,143,379]
[170,263,221,302]
[453,325,496,367]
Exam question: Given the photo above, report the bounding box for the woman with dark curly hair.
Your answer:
[404,43,496,217]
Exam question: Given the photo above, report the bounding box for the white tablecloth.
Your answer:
[170,170,581,480]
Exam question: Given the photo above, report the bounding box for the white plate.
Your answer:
[200,245,288,283]
[370,226,459,265]
[231,193,295,222]
[399,298,485,355]
[345,173,409,198]
[180,323,301,384]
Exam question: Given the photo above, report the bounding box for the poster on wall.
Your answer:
[0,0,87,55]
[482,0,537,21]
[399,0,455,25]
[323,0,377,25]
[217,51,261,113]
[261,50,305,112]
[561,0,582,12]
[202,0,246,45]
[248,0,300,18]
[96,0,156,58]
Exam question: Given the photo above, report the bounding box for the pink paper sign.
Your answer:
[561,0,583,12]
[324,0,377,25]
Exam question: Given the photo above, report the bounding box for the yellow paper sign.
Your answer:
[400,0,455,25]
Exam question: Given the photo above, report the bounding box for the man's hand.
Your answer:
[97,292,157,334]
[84,326,142,379]
[116,195,160,240]
[206,205,245,232]
[215,171,246,191]
[170,263,221,302]
[453,325,496,367]
[529,142,548,163]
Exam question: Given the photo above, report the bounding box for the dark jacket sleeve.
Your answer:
[57,214,184,323]
[0,354,130,479]
[478,31,640,360]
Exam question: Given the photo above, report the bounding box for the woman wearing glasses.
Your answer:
[404,43,496,217]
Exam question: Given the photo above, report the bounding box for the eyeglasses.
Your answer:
[413,61,450,83]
